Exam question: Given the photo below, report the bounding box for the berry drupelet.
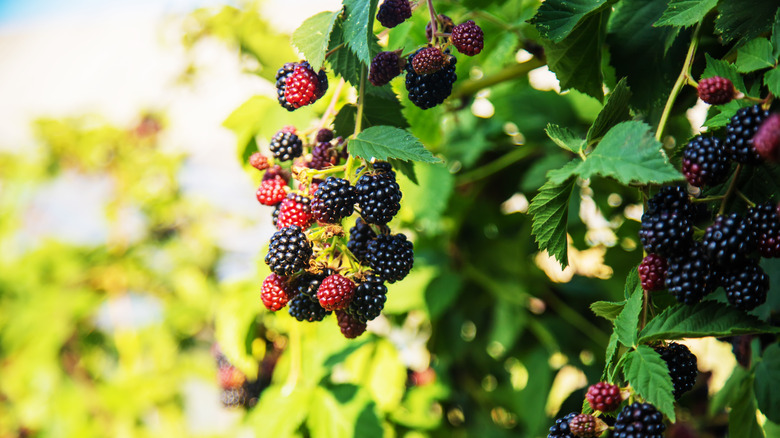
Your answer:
[697,76,735,105]
[682,135,730,187]
[366,233,414,283]
[613,402,665,438]
[265,225,312,276]
[369,51,404,87]
[451,20,484,56]
[311,177,356,223]
[405,50,457,109]
[655,342,698,399]
[376,0,411,28]
[724,104,770,164]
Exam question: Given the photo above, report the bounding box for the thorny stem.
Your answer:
[426,0,438,45]
[655,23,702,142]
[718,163,743,216]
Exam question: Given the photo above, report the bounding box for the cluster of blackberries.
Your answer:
[275,61,328,111]
[638,186,776,310]
[368,11,484,109]
[250,128,413,338]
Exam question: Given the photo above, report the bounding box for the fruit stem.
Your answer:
[655,22,701,142]
[324,43,345,60]
[456,146,539,185]
[718,163,742,216]
[690,195,725,203]
[451,58,546,99]
[426,0,438,45]
[735,189,756,207]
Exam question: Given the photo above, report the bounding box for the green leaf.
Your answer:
[755,344,780,423]
[715,0,778,45]
[349,126,439,163]
[587,77,632,142]
[736,38,776,73]
[388,158,417,184]
[602,330,620,381]
[703,99,752,129]
[623,345,676,422]
[556,121,682,185]
[710,366,750,417]
[342,0,379,65]
[223,95,311,158]
[614,271,642,347]
[307,385,382,438]
[327,19,361,86]
[333,92,408,138]
[639,301,780,343]
[701,53,747,93]
[590,300,625,321]
[730,373,765,438]
[528,178,576,268]
[291,11,339,71]
[772,8,780,58]
[247,386,310,436]
[654,0,718,28]
[545,124,585,154]
[542,11,606,101]
[530,0,609,43]
[765,68,780,98]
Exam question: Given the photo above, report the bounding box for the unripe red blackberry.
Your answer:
[682,135,730,187]
[702,213,756,267]
[265,225,312,276]
[249,152,270,171]
[261,273,292,311]
[747,203,780,257]
[311,177,356,223]
[548,412,578,438]
[288,272,332,322]
[665,243,719,305]
[405,50,457,109]
[316,128,333,143]
[356,164,402,224]
[639,210,692,258]
[655,342,698,399]
[317,274,356,311]
[585,381,622,412]
[336,310,367,338]
[426,14,454,41]
[613,402,665,438]
[376,0,411,28]
[347,275,387,323]
[638,254,667,292]
[269,129,303,162]
[256,178,288,206]
[276,193,313,230]
[697,76,735,105]
[723,260,769,311]
[753,112,780,162]
[218,365,246,390]
[283,62,326,110]
[366,233,414,283]
[451,20,484,56]
[411,47,445,75]
[568,414,602,438]
[307,142,338,170]
[725,104,770,164]
[369,51,404,87]
[262,165,290,183]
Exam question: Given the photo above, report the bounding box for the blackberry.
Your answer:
[747,203,780,257]
[754,112,780,162]
[265,225,312,276]
[451,20,484,56]
[317,274,356,310]
[613,402,665,438]
[366,233,414,283]
[336,310,367,339]
[405,50,457,109]
[638,210,692,258]
[308,142,338,169]
[284,62,326,110]
[426,14,454,42]
[697,76,735,105]
[369,51,404,87]
[585,382,622,412]
[723,260,769,311]
[221,387,249,408]
[275,62,297,111]
[376,0,411,28]
[682,135,730,187]
[316,128,333,143]
[347,275,387,323]
[347,217,378,262]
[262,164,290,183]
[548,412,578,438]
[261,273,291,311]
[356,166,402,224]
[218,365,246,390]
[249,152,270,171]
[256,178,287,206]
[271,204,280,227]
[665,243,719,305]
[655,342,698,399]
[311,177,356,223]
[276,193,313,230]
[269,130,303,162]
[638,254,667,292]
[411,47,445,75]
[288,273,331,322]
[702,213,755,267]
[568,414,601,438]
[724,104,770,164]
[645,186,692,217]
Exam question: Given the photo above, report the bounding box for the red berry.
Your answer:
[218,365,246,389]
[753,113,780,162]
[697,76,735,105]
[249,153,270,171]
[256,179,288,206]
[585,382,622,412]
[451,20,484,56]
[411,47,445,75]
[262,165,291,183]
[568,414,602,438]
[284,63,322,109]
[317,274,355,311]
[276,193,313,230]
[336,310,367,338]
[638,254,668,292]
[261,273,292,311]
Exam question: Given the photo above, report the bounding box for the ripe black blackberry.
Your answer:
[411,47,445,75]
[682,135,730,187]
[665,243,718,305]
[405,50,457,109]
[336,310,367,338]
[288,273,331,322]
[366,233,414,283]
[451,20,484,56]
[376,0,411,28]
[547,412,577,438]
[311,177,356,223]
[369,51,404,87]
[645,186,692,217]
[316,128,333,143]
[723,260,770,311]
[702,213,755,267]
[265,225,312,276]
[356,166,402,225]
[269,130,303,162]
[724,104,770,164]
[655,342,698,399]
[697,76,735,105]
[613,402,665,438]
[747,203,780,258]
[347,218,378,262]
[638,254,667,292]
[275,62,297,111]
[347,275,387,323]
[638,210,692,257]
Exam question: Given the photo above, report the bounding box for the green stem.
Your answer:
[718,163,742,216]
[735,189,756,207]
[426,0,438,45]
[324,43,345,60]
[450,58,546,99]
[691,195,725,203]
[456,146,539,185]
[655,23,702,142]
[545,291,611,346]
[354,66,367,136]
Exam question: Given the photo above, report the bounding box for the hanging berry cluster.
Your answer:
[250,126,413,339]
